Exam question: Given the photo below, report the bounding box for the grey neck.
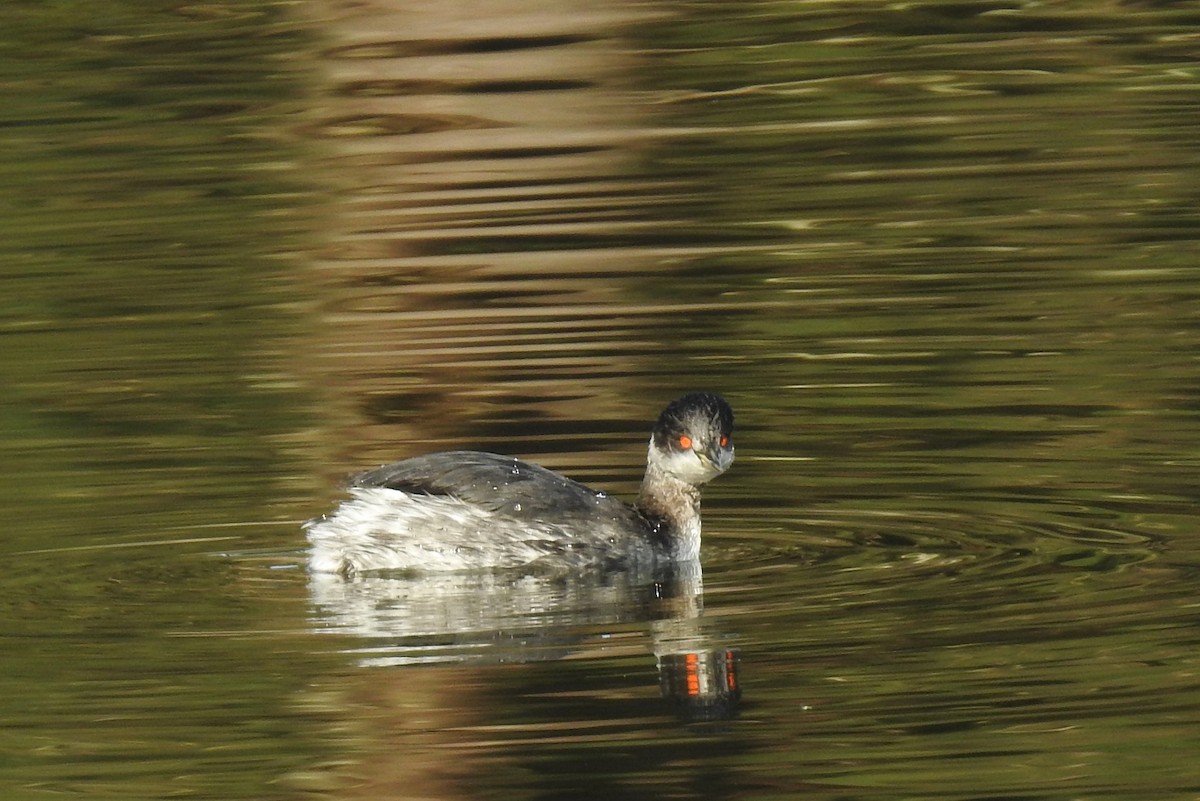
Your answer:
[636,461,703,560]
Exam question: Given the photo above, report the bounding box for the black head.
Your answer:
[650,392,735,485]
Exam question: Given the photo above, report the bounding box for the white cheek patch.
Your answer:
[660,448,723,485]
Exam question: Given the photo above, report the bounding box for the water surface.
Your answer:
[1,1,1198,799]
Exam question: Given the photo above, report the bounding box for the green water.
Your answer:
[1,1,1198,799]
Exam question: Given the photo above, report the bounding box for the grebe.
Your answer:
[307,393,734,575]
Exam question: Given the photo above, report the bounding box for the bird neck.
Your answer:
[637,459,702,560]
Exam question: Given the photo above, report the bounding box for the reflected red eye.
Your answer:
[719,435,729,448]
[678,435,693,449]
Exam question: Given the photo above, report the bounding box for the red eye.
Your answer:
[719,435,729,448]
[678,435,692,449]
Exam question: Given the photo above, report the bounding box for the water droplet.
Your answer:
[512,502,522,513]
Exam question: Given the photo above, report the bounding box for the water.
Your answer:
[2,1,1199,799]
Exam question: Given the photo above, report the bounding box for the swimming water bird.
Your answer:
[306,393,734,575]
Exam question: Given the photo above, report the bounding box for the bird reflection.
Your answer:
[308,559,741,722]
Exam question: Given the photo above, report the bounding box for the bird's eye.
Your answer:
[719,435,729,448]
[678,434,693,449]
